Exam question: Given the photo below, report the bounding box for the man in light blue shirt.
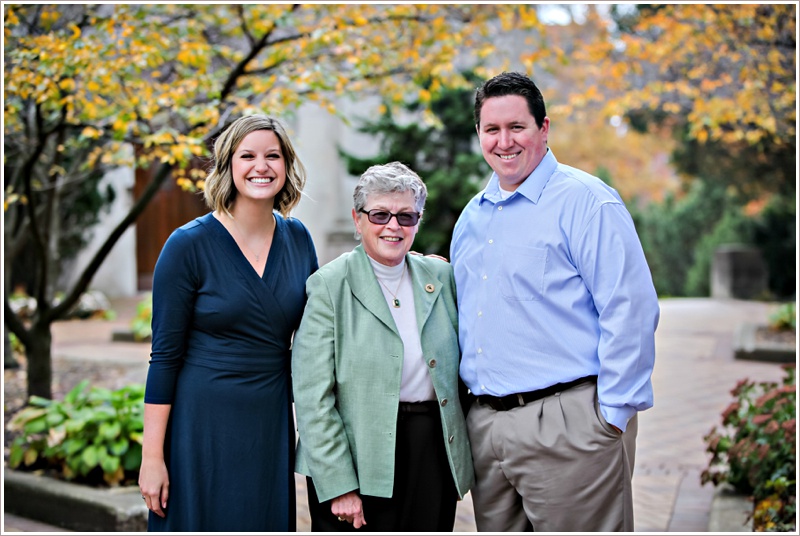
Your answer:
[451,72,659,532]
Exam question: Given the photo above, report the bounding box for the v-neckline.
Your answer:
[207,212,281,281]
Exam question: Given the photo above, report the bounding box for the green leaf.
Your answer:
[100,455,120,474]
[99,420,122,440]
[88,387,113,403]
[8,445,25,468]
[64,418,87,434]
[108,437,129,456]
[65,453,83,475]
[64,380,90,405]
[46,412,66,427]
[10,406,47,427]
[81,445,99,468]
[91,407,117,421]
[61,438,88,455]
[28,395,53,407]
[24,416,49,434]
[96,446,109,464]
[122,442,142,471]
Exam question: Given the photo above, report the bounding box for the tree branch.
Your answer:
[4,299,32,349]
[48,161,175,321]
[22,105,51,310]
[218,4,301,101]
[235,4,256,47]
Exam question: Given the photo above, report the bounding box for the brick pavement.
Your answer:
[4,296,791,532]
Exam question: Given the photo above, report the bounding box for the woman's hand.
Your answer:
[331,491,366,529]
[139,456,169,518]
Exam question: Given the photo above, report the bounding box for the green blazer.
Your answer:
[292,245,474,503]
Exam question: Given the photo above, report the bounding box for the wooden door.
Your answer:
[134,165,208,290]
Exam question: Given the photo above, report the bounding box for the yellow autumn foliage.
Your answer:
[560,4,795,148]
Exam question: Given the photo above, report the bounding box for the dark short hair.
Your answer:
[474,72,547,129]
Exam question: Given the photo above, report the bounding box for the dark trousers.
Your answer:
[307,404,458,532]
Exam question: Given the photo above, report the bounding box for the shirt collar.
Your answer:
[480,149,558,205]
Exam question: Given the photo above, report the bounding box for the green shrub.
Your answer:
[684,207,754,297]
[701,365,796,531]
[769,302,796,332]
[8,380,145,486]
[633,180,729,297]
[130,293,152,341]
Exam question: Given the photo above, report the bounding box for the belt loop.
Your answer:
[517,393,526,407]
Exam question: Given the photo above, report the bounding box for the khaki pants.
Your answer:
[467,381,637,532]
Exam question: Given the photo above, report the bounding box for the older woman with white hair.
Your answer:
[292,161,474,531]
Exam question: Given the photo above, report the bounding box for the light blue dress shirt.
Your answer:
[451,150,659,431]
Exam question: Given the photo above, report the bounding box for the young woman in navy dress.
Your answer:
[139,115,318,531]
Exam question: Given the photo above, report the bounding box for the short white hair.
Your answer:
[353,161,427,214]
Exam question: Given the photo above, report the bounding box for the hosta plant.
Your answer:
[8,380,145,486]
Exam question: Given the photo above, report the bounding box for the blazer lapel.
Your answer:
[346,245,399,335]
[408,255,443,335]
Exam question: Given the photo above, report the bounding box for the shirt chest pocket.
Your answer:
[498,245,548,301]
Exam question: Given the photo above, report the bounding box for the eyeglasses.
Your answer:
[360,209,421,227]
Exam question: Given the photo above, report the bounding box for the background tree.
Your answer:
[340,73,490,258]
[564,4,795,162]
[3,4,551,399]
[556,4,796,298]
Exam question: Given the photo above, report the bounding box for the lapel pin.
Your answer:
[425,283,435,293]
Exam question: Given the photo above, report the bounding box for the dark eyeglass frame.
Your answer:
[360,209,421,227]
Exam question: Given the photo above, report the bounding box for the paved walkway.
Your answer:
[3,296,791,532]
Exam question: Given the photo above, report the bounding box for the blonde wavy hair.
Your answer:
[203,115,306,217]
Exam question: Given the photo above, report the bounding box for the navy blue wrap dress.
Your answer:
[144,212,318,532]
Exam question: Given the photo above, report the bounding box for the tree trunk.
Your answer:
[25,322,53,400]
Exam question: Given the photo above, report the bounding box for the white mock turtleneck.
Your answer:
[368,256,435,402]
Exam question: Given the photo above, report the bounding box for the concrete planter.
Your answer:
[734,323,796,363]
[111,329,151,343]
[4,468,147,532]
[707,484,753,532]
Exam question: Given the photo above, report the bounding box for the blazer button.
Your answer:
[428,359,437,368]
[440,398,448,406]
[448,435,454,443]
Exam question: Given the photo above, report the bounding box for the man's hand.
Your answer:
[409,251,449,262]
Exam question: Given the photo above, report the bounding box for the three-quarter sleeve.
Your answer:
[144,228,198,404]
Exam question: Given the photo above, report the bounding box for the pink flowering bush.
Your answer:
[702,364,796,531]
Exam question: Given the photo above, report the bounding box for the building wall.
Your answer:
[61,163,139,299]
[289,99,382,267]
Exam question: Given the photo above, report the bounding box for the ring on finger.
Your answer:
[337,516,345,522]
